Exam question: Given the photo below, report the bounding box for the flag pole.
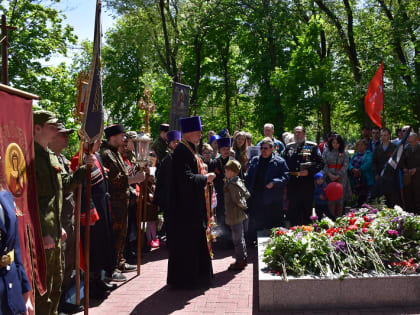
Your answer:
[136,173,146,276]
[74,136,84,305]
[381,62,386,128]
[84,143,93,314]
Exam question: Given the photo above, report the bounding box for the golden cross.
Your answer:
[138,87,155,134]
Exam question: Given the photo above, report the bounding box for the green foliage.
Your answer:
[4,0,420,155]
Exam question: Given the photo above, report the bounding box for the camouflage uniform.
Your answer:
[152,136,169,164]
[57,154,83,295]
[100,142,130,271]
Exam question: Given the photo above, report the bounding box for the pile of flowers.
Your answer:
[263,205,420,279]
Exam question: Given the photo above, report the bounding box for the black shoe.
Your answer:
[95,279,117,291]
[104,271,127,282]
[58,301,84,314]
[120,263,137,273]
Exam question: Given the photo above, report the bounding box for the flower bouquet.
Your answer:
[263,205,420,279]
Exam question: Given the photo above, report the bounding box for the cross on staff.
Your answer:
[1,15,17,85]
[138,87,155,134]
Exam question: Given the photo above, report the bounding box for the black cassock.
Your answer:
[167,141,213,289]
[76,153,115,274]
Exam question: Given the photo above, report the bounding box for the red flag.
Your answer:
[365,62,384,128]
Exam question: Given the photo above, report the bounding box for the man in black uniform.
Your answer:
[152,123,170,165]
[283,126,323,226]
[167,116,216,289]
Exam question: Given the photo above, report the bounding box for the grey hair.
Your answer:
[409,132,418,138]
[264,123,274,130]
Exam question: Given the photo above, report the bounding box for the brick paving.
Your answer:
[75,242,420,315]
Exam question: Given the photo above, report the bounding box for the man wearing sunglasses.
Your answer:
[245,138,290,242]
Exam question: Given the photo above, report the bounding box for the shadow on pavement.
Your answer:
[129,268,237,315]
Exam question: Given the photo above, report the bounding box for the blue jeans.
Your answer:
[230,219,248,261]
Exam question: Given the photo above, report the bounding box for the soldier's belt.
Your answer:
[0,250,14,268]
[290,172,301,176]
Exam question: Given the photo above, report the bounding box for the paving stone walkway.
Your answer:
[76,243,420,315]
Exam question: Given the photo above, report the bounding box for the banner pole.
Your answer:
[75,137,84,305]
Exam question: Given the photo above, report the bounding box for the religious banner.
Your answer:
[0,86,47,307]
[170,82,191,131]
[81,0,104,143]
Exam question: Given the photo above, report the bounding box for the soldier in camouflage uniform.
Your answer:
[48,122,84,313]
[151,123,170,166]
[33,111,94,315]
[100,125,145,281]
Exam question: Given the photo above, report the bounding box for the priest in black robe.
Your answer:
[167,116,216,289]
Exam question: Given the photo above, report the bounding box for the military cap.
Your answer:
[217,137,232,149]
[104,124,126,139]
[167,130,181,143]
[56,122,75,134]
[33,110,59,126]
[126,131,138,139]
[160,123,170,132]
[180,116,202,133]
[225,160,241,174]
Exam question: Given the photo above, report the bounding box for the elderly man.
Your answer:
[372,128,400,208]
[246,137,289,240]
[167,116,216,289]
[257,123,285,155]
[100,124,145,281]
[283,126,323,226]
[402,133,420,214]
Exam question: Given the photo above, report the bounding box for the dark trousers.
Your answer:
[35,245,63,315]
[230,219,248,261]
[111,204,129,270]
[403,175,420,214]
[288,188,313,226]
[248,195,284,241]
[315,204,335,220]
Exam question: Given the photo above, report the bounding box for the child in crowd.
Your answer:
[314,171,334,220]
[224,160,250,271]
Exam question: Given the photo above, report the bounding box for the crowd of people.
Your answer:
[1,109,420,314]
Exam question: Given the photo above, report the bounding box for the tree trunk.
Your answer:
[222,40,231,131]
[190,33,203,110]
[321,101,331,135]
